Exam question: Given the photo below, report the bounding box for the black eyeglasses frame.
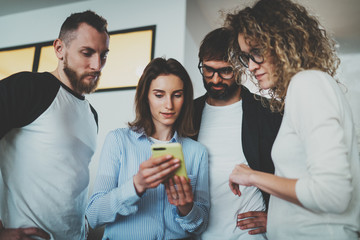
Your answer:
[197,61,235,80]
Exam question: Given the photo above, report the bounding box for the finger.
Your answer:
[248,226,266,235]
[22,227,51,239]
[146,162,180,184]
[173,176,185,197]
[141,155,174,171]
[155,158,180,173]
[151,154,177,166]
[175,176,194,205]
[238,219,265,228]
[238,211,267,219]
[165,182,176,204]
[179,177,193,200]
[168,177,179,200]
[148,176,170,189]
[229,182,241,196]
[237,216,267,226]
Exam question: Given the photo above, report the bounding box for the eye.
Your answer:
[81,50,92,57]
[203,66,214,73]
[101,52,109,60]
[155,93,164,98]
[220,67,233,74]
[251,48,262,57]
[174,93,183,98]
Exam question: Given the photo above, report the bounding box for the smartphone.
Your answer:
[151,142,188,180]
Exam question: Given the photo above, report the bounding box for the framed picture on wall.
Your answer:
[0,25,156,92]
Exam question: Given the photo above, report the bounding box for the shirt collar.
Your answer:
[132,128,182,144]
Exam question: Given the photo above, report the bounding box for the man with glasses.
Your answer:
[192,27,282,239]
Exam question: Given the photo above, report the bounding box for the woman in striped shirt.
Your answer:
[86,57,210,240]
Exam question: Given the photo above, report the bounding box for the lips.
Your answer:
[211,86,225,91]
[161,112,175,118]
[255,73,265,81]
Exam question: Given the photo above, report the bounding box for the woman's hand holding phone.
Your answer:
[133,154,180,196]
[164,176,194,216]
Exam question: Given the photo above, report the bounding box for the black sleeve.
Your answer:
[241,86,283,209]
[191,94,207,141]
[0,72,60,139]
[89,104,99,132]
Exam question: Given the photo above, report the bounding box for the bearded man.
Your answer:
[192,27,282,240]
[0,10,109,240]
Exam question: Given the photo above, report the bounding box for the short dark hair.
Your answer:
[198,27,234,62]
[129,57,195,138]
[59,10,108,45]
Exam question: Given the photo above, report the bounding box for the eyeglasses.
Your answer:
[238,49,264,68]
[198,62,234,80]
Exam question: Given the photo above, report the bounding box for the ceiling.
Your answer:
[196,0,360,54]
[0,0,88,16]
[0,0,359,54]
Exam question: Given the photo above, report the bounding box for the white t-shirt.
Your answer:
[269,70,360,239]
[198,100,266,240]
[0,72,97,240]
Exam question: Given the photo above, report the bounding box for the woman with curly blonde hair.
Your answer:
[225,0,360,239]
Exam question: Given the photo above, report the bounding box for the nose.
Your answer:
[165,96,174,110]
[248,59,260,72]
[212,72,223,84]
[90,55,102,71]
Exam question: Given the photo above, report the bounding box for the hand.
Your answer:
[133,155,180,196]
[229,164,255,197]
[164,176,194,216]
[0,220,50,240]
[237,211,267,235]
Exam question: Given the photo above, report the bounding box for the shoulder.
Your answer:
[2,71,59,86]
[290,70,334,90]
[287,70,340,104]
[1,71,60,98]
[106,127,142,142]
[107,127,130,138]
[194,94,207,107]
[194,94,207,103]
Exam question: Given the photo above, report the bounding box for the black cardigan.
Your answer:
[192,85,283,208]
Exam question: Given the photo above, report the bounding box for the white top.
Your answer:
[198,101,266,240]
[269,70,360,239]
[0,86,97,240]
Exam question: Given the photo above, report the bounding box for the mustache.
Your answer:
[83,71,101,78]
[207,82,228,88]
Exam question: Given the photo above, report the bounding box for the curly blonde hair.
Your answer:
[224,0,340,112]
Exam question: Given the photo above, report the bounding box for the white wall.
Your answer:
[338,53,360,150]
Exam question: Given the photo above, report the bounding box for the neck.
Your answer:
[206,87,242,106]
[151,126,174,141]
[51,67,73,92]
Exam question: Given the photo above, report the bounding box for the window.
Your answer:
[0,25,155,91]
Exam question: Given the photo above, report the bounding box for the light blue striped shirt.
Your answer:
[86,128,209,239]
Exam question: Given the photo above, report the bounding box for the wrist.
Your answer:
[249,170,259,187]
[178,202,194,216]
[133,175,145,196]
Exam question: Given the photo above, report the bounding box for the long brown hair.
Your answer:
[128,57,196,137]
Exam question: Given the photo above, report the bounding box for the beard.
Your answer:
[203,78,240,100]
[63,58,101,95]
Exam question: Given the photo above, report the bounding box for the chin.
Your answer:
[259,82,272,90]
